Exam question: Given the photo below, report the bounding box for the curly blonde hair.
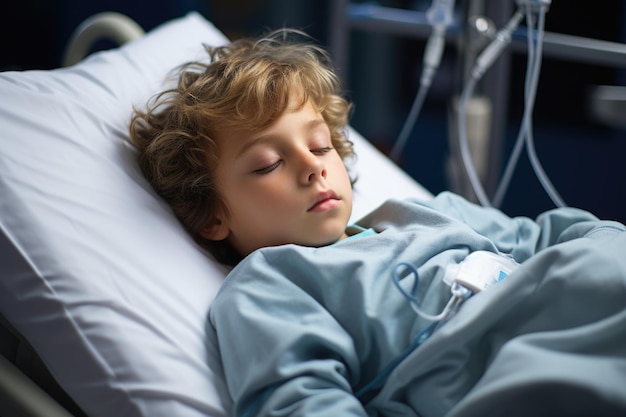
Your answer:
[130,29,354,265]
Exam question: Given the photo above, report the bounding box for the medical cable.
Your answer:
[357,253,518,403]
[491,7,536,207]
[519,3,566,207]
[457,9,525,207]
[391,262,469,321]
[355,321,436,402]
[389,0,456,162]
[493,2,566,208]
[357,261,472,402]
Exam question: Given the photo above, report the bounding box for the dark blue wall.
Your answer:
[0,0,329,70]
[1,0,207,70]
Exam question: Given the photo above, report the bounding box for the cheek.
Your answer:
[235,181,296,212]
[229,192,292,235]
[331,158,351,183]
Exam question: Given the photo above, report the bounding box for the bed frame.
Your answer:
[0,313,85,417]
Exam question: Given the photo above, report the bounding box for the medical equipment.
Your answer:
[0,12,432,417]
[393,262,468,322]
[359,249,519,403]
[442,250,519,292]
[389,0,456,161]
[331,1,626,220]
[457,8,525,207]
[355,263,461,402]
[366,0,565,208]
[492,0,566,208]
[457,0,567,209]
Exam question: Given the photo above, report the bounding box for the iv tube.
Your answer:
[457,9,524,206]
[389,0,455,161]
[493,3,565,207]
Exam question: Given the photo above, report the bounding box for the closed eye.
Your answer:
[311,146,333,155]
[254,160,281,175]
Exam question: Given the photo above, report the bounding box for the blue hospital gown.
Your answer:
[207,192,626,417]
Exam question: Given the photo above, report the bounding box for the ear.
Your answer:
[200,217,230,241]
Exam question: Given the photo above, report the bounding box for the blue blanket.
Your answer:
[207,192,626,417]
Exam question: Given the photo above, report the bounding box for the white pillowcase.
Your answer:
[0,11,430,417]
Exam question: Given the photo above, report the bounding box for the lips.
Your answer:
[308,190,340,212]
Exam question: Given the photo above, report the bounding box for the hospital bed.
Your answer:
[0,11,432,417]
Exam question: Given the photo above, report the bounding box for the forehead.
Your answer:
[213,99,325,155]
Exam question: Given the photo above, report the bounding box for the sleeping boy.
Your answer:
[130,29,626,417]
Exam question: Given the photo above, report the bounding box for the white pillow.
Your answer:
[0,11,430,417]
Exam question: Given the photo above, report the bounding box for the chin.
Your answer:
[313,232,346,248]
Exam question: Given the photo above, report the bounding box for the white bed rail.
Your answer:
[0,355,75,417]
[62,12,145,66]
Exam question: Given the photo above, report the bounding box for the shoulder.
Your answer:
[356,192,471,232]
[217,234,404,296]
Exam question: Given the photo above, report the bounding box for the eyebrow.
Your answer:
[236,118,327,157]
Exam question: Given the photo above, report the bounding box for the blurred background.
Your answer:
[2,0,625,223]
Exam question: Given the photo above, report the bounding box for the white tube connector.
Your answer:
[472,10,524,80]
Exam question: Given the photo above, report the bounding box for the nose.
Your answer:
[299,151,327,185]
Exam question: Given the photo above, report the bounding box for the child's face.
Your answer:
[202,95,353,257]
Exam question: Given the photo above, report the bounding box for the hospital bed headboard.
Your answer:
[0,11,431,417]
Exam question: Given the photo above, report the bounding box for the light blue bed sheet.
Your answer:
[208,192,626,417]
